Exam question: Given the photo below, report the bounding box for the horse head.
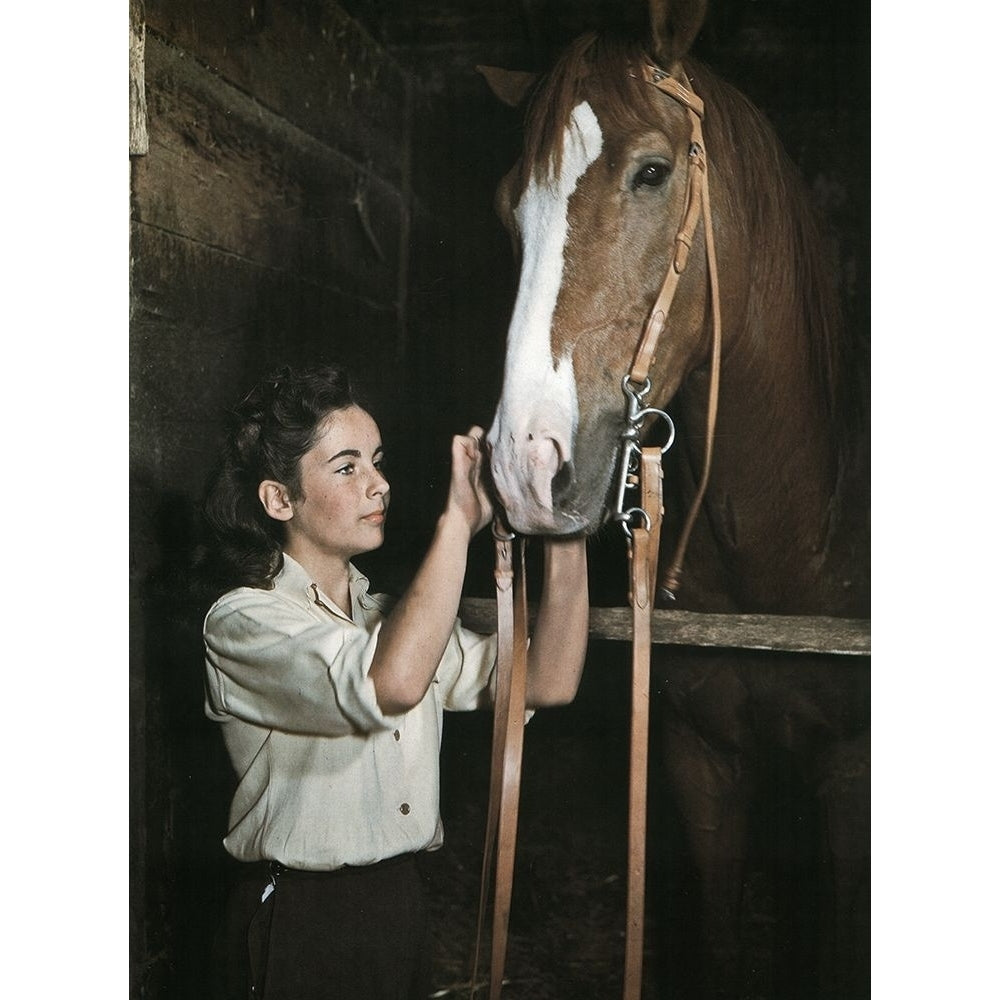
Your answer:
[485,0,719,536]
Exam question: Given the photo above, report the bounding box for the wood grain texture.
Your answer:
[134,34,405,302]
[458,597,870,656]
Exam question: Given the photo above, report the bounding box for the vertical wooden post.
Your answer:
[129,0,148,155]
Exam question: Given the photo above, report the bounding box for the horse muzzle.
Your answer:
[485,423,591,535]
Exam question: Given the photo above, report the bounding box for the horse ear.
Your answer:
[476,65,539,108]
[648,0,708,69]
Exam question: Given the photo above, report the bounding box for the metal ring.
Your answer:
[491,521,516,542]
[634,406,676,454]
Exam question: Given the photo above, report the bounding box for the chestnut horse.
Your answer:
[482,2,869,997]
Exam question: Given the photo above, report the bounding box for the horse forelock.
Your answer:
[520,32,666,189]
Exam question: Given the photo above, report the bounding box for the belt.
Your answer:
[265,853,418,880]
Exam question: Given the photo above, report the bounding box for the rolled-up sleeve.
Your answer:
[435,619,499,712]
[204,590,399,736]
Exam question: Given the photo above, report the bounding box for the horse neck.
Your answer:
[658,90,867,614]
[666,293,858,616]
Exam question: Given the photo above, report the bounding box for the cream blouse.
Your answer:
[203,553,497,870]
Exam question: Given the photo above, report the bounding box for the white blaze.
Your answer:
[488,102,603,525]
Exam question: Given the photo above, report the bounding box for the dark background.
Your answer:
[129,1,869,996]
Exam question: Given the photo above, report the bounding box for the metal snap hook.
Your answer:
[613,374,676,534]
[614,506,652,539]
[622,374,651,403]
[622,377,676,455]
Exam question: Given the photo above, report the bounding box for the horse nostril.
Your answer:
[551,457,574,501]
[526,431,574,507]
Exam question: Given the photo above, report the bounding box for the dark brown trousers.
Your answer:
[212,854,432,1000]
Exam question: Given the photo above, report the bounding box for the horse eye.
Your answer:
[632,162,670,190]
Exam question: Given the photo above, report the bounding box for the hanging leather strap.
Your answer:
[622,448,664,1000]
[631,63,722,600]
[471,522,529,999]
[629,65,707,386]
[472,61,716,1000]
[658,105,721,597]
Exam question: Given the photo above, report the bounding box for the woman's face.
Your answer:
[283,405,390,564]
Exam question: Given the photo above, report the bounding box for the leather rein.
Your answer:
[472,62,722,1000]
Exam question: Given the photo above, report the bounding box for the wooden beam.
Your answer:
[458,598,870,657]
[129,0,148,155]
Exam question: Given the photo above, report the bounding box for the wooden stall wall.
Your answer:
[129,2,514,994]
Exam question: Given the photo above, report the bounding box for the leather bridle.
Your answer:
[472,61,722,1000]
[629,62,722,602]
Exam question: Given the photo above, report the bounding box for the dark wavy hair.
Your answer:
[202,363,362,592]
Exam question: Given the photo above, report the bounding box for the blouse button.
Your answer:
[399,802,410,816]
[393,729,401,741]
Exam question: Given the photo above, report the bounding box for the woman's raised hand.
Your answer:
[447,426,494,537]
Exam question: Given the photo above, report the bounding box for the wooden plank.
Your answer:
[130,223,401,446]
[142,0,410,191]
[135,34,405,304]
[129,222,404,588]
[129,223,400,344]
[457,598,870,656]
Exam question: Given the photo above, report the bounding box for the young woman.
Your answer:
[201,363,589,1000]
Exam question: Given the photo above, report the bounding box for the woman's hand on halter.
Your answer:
[368,425,494,715]
[445,426,494,538]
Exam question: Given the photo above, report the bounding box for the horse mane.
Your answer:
[520,31,858,460]
[693,66,852,450]
[521,32,660,188]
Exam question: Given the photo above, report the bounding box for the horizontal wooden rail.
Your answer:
[458,598,870,657]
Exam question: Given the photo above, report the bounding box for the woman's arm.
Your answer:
[525,536,589,707]
[368,428,493,715]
